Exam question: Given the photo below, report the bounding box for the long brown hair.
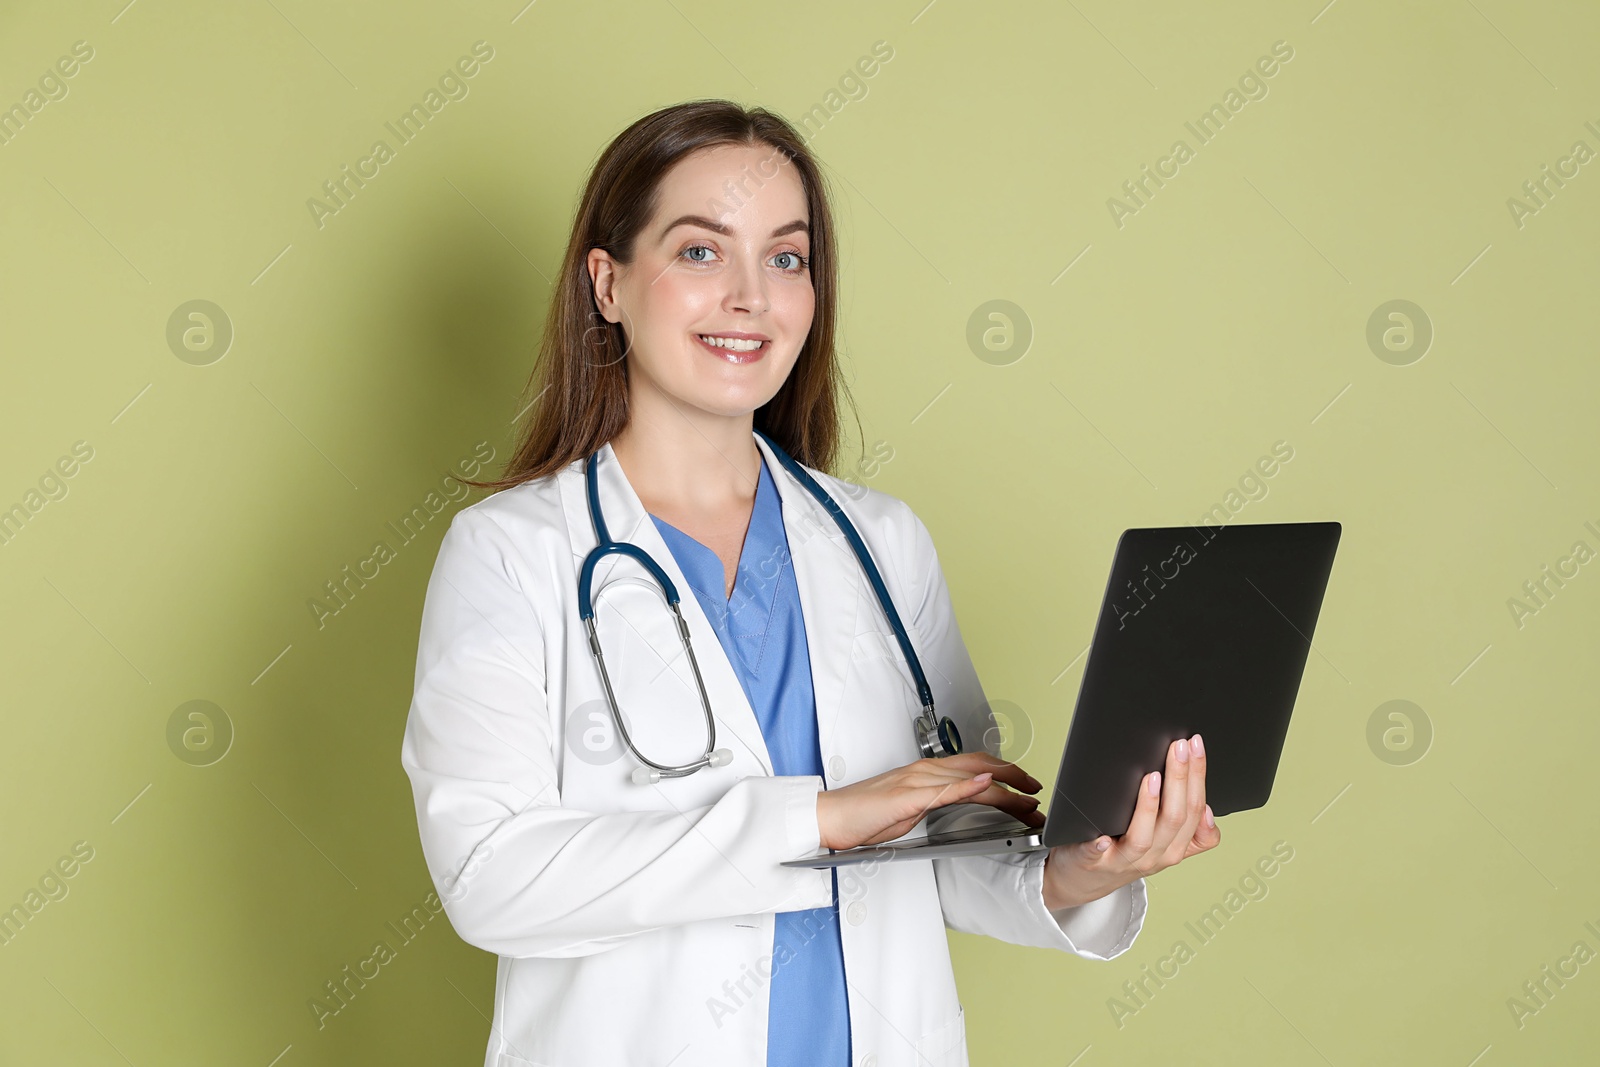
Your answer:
[465,99,855,492]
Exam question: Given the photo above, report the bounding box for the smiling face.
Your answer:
[588,142,815,423]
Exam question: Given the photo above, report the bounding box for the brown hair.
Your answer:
[465,99,855,492]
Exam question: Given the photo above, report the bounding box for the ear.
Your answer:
[586,247,623,324]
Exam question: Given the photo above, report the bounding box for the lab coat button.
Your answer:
[846,900,866,925]
[860,1054,877,1067]
[828,755,846,781]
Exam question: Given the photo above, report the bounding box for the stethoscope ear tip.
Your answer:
[630,749,733,785]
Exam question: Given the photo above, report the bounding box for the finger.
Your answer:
[891,773,991,832]
[915,771,994,815]
[855,768,1009,848]
[950,770,994,797]
[966,782,1046,826]
[1149,738,1194,859]
[1118,766,1164,857]
[1158,742,1196,857]
[918,769,1041,819]
[934,752,1042,794]
[1184,803,1221,858]
[904,767,1044,831]
[1079,833,1116,860]
[1174,733,1208,858]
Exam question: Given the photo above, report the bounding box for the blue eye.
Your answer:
[679,244,808,272]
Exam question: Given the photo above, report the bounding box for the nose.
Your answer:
[724,251,770,315]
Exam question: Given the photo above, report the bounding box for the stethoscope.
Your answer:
[577,429,962,784]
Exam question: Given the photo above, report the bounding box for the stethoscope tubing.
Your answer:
[577,431,955,781]
[755,431,936,716]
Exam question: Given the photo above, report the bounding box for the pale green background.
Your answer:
[2,0,1597,1063]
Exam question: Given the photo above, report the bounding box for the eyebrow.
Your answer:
[658,214,809,241]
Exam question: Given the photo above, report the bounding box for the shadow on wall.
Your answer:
[209,154,556,1057]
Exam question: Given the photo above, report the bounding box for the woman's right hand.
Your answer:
[814,752,1045,851]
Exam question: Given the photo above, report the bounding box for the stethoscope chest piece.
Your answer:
[916,712,962,759]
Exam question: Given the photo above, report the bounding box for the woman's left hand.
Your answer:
[1037,733,1221,911]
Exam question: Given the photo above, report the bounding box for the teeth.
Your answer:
[698,335,765,352]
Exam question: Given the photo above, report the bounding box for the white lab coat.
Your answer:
[401,431,1147,1067]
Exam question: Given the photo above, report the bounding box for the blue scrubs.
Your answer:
[649,454,852,1067]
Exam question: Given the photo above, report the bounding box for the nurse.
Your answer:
[401,99,1219,1067]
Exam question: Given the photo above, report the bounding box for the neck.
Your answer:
[609,387,761,516]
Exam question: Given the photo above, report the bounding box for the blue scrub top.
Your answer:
[649,454,851,1067]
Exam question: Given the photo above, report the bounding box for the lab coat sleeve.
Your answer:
[893,501,1147,961]
[400,507,836,960]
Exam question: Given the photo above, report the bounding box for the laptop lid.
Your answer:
[1042,521,1341,848]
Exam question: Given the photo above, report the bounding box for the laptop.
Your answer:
[782,520,1341,869]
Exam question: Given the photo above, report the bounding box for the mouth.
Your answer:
[694,333,769,365]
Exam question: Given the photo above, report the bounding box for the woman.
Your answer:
[401,99,1218,1067]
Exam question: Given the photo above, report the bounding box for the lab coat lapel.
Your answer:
[752,433,865,770]
[561,441,776,775]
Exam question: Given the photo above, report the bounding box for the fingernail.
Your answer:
[1192,733,1204,757]
[1176,738,1189,763]
[1147,771,1161,797]
[972,772,993,784]
[1204,804,1215,827]
[1095,837,1110,852]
